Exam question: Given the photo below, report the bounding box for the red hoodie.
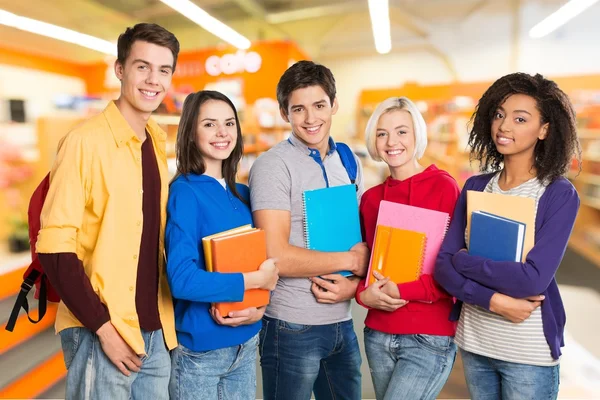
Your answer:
[355,164,460,336]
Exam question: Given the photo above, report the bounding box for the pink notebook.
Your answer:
[365,201,450,286]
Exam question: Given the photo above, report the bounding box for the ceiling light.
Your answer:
[368,0,391,54]
[0,8,116,55]
[529,0,598,38]
[160,0,251,49]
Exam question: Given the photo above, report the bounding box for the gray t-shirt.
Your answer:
[248,134,364,325]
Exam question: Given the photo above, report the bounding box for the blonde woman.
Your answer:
[356,97,459,400]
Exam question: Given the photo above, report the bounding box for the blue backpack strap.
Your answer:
[336,142,357,185]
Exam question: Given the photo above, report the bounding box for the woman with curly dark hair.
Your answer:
[435,73,581,400]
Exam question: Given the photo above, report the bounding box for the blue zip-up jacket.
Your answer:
[434,173,580,360]
[165,173,259,352]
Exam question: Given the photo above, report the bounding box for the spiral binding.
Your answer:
[415,235,428,279]
[442,215,451,238]
[302,192,310,249]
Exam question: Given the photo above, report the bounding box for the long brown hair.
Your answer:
[173,90,246,203]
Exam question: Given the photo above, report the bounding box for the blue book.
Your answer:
[469,211,526,262]
[302,184,361,277]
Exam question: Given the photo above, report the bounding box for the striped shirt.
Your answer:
[455,172,559,366]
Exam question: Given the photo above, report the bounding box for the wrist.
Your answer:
[489,293,503,313]
[348,252,360,275]
[96,321,112,339]
[243,272,259,290]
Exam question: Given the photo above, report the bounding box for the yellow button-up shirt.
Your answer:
[37,101,176,353]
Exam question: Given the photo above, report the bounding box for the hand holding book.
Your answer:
[243,258,279,291]
[310,274,361,304]
[210,305,267,327]
[348,242,369,277]
[358,271,408,312]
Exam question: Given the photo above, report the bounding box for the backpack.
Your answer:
[336,142,358,189]
[5,173,60,332]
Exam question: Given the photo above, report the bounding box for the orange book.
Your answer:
[466,191,535,262]
[368,226,427,285]
[202,224,254,272]
[210,229,270,316]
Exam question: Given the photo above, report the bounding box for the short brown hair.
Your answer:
[117,23,180,71]
[276,60,336,113]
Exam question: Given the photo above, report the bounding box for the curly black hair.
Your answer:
[468,72,582,183]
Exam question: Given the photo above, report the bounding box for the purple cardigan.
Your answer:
[434,172,580,360]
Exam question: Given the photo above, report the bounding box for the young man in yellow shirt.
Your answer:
[36,23,179,399]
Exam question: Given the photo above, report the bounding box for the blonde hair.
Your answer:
[365,96,428,161]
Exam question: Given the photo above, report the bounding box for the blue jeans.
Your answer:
[259,316,362,400]
[364,327,457,400]
[461,349,560,400]
[59,327,170,400]
[169,334,258,400]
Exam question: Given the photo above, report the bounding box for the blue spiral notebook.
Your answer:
[469,211,526,262]
[302,184,361,277]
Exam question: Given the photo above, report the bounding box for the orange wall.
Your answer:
[0,46,84,78]
[82,40,311,104]
[1,41,311,104]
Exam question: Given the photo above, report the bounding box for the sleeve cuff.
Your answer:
[354,278,372,309]
[464,280,495,310]
[36,228,77,253]
[249,202,291,212]
[397,281,425,301]
[230,273,246,302]
[89,307,111,333]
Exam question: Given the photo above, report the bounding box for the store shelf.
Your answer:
[428,135,457,143]
[568,171,600,185]
[583,155,600,163]
[581,196,600,211]
[569,233,600,268]
[577,129,600,139]
[422,153,455,167]
[153,114,180,125]
[243,144,266,154]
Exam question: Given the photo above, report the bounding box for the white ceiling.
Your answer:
[0,0,567,63]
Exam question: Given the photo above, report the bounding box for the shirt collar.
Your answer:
[287,132,337,158]
[103,100,166,148]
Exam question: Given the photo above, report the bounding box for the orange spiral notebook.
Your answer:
[208,228,270,316]
[367,225,427,286]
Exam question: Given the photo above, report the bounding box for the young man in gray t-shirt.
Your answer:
[249,61,368,400]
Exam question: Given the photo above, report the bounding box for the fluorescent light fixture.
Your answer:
[160,0,251,49]
[529,0,598,38]
[368,0,391,54]
[0,8,116,55]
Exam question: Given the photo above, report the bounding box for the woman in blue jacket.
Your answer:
[165,90,278,400]
[435,73,581,400]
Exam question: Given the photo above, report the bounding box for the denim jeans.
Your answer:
[364,327,457,400]
[59,327,170,400]
[169,334,258,400]
[259,316,362,400]
[461,349,560,400]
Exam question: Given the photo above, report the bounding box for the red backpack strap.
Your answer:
[5,174,52,332]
